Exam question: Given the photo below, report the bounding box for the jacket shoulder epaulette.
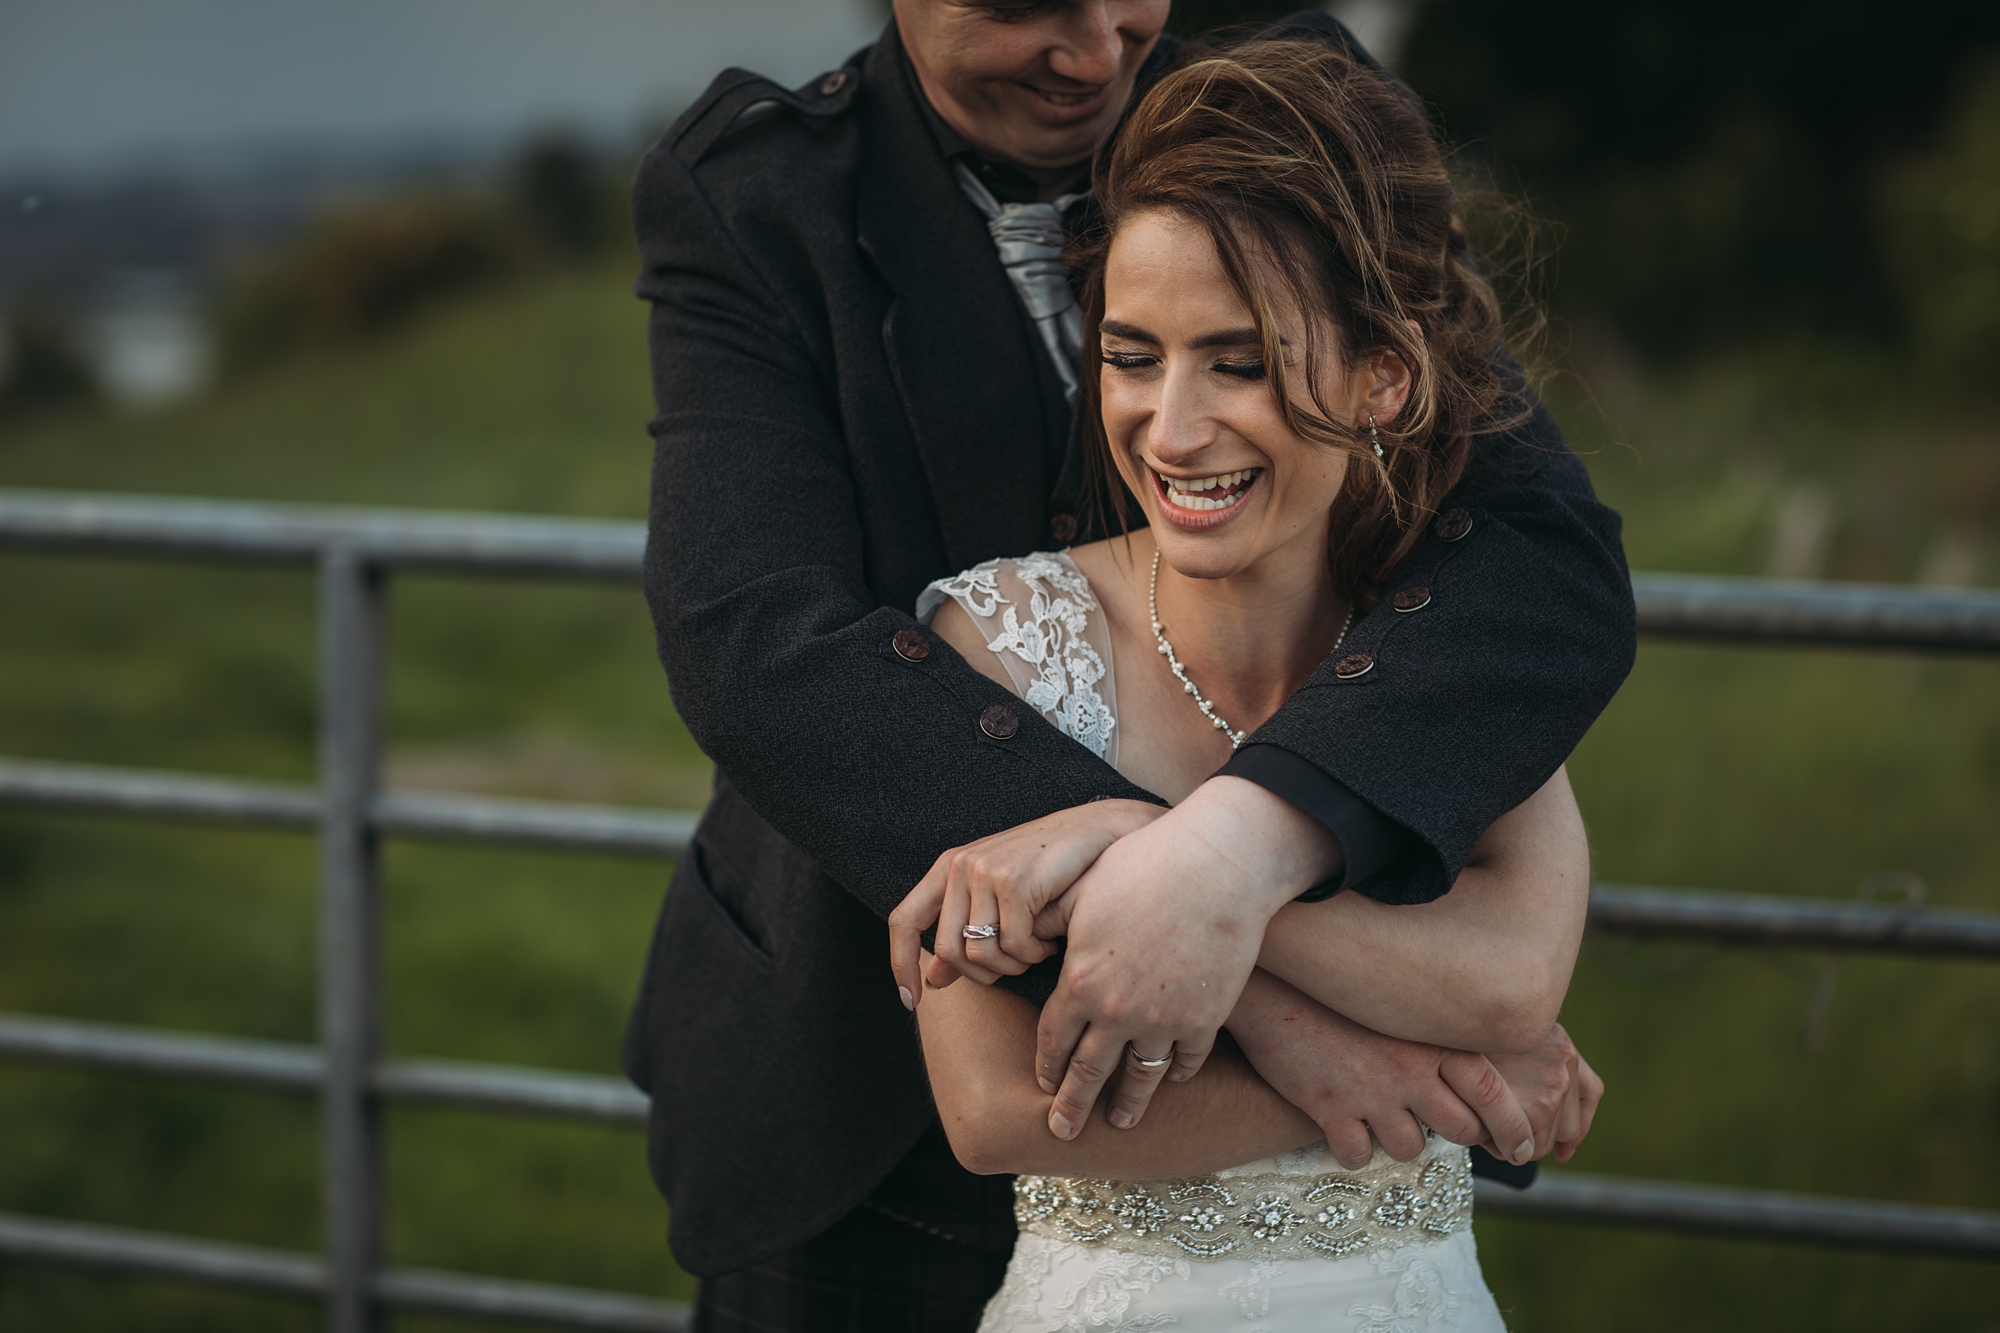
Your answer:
[669,63,863,167]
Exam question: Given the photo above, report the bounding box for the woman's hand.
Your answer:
[1482,1022,1603,1163]
[1226,970,1541,1169]
[889,799,1166,1009]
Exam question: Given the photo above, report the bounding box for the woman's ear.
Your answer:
[1365,319,1423,425]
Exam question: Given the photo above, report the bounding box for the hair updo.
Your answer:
[1080,39,1530,610]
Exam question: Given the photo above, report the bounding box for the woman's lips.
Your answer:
[1152,467,1262,531]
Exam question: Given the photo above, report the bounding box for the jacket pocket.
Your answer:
[680,835,776,970]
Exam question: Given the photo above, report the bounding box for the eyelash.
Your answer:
[982,3,1049,21]
[1099,352,1268,381]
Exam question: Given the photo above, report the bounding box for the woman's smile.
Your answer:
[1151,466,1263,529]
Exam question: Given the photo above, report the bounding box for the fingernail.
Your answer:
[1050,1112,1075,1139]
[1037,1075,1058,1094]
[898,986,914,1011]
[1109,1109,1133,1129]
[1514,1138,1535,1163]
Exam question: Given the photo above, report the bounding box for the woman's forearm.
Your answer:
[1256,768,1591,1054]
[918,970,1318,1179]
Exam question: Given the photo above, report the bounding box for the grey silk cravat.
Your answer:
[955,163,1087,407]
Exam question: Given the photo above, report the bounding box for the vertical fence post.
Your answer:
[319,546,387,1333]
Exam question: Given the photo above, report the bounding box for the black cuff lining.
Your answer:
[1219,744,1417,902]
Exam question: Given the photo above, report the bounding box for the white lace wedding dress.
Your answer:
[919,554,1508,1333]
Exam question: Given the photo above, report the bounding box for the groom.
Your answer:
[627,2,1632,1328]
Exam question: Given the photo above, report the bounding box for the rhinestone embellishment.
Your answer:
[1015,1143,1475,1263]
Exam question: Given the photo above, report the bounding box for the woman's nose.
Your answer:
[1146,365,1216,465]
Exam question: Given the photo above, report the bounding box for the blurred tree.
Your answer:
[1879,57,2000,397]
[1397,0,2000,356]
[216,197,521,374]
[0,304,98,415]
[512,135,609,261]
[1168,0,1304,39]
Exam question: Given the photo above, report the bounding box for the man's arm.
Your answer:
[1034,406,1634,1132]
[1233,399,1636,904]
[634,129,1158,923]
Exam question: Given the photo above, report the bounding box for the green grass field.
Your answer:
[2,257,1997,1329]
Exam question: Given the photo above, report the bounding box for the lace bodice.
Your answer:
[918,552,1118,768]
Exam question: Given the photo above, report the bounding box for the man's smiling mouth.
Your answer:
[1025,84,1103,108]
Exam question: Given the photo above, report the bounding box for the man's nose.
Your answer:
[1047,1,1123,87]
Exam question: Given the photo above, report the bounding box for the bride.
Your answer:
[890,40,1599,1332]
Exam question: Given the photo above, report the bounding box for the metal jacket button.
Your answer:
[1333,652,1375,680]
[892,628,931,662]
[1434,508,1472,542]
[818,70,849,96]
[1391,586,1431,613]
[980,704,1020,739]
[1049,512,1078,543]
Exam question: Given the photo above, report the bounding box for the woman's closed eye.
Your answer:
[1099,352,1267,381]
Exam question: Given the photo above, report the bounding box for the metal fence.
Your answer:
[1,487,1998,1330]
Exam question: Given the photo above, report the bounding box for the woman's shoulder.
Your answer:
[920,550,1101,623]
[916,550,1123,762]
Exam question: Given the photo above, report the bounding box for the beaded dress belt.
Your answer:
[1013,1144,1474,1263]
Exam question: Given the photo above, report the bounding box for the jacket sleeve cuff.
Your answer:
[1218,744,1417,902]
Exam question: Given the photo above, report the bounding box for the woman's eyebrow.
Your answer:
[1189,326,1266,350]
[1099,319,1158,343]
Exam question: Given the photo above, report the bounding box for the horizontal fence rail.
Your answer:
[0,1212,689,1331]
[5,487,2000,651]
[3,487,1998,1327]
[1474,1174,2000,1259]
[0,1014,649,1127]
[1587,884,2000,959]
[1630,572,2000,652]
[0,757,696,859]
[0,489,645,580]
[10,1007,2000,1266]
[9,755,1998,959]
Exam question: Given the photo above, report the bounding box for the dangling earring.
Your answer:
[1368,413,1384,460]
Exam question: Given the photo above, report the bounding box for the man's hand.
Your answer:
[1226,970,1540,1169]
[887,799,1165,1008]
[1483,1022,1603,1163]
[1034,778,1342,1139]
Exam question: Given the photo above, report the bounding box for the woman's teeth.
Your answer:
[1161,469,1258,512]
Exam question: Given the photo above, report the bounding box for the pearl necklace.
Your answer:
[1148,548,1354,750]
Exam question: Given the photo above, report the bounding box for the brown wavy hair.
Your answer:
[1079,39,1530,611]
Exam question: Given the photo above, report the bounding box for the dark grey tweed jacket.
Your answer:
[625,17,1635,1277]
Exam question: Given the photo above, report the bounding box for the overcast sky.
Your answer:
[0,0,884,178]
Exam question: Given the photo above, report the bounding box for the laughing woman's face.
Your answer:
[1098,208,1411,585]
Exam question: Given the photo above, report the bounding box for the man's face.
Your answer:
[896,0,1169,189]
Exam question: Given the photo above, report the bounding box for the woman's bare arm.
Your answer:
[1254,766,1592,1054]
[929,597,1591,1057]
[917,957,1319,1179]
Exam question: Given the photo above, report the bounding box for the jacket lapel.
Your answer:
[854,25,1051,571]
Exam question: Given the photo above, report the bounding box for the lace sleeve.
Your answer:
[917,552,1118,766]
